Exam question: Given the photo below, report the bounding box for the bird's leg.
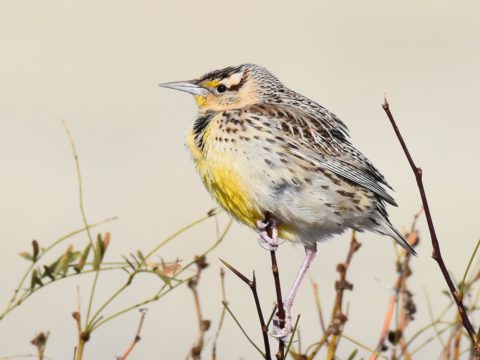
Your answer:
[271,247,317,340]
[256,218,280,251]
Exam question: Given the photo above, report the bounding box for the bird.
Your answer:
[159,63,415,339]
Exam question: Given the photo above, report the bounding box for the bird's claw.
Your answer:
[256,220,280,251]
[270,305,293,342]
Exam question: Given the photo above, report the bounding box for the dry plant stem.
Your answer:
[189,256,210,359]
[30,332,49,360]
[326,232,361,359]
[117,309,147,360]
[453,324,463,360]
[212,268,227,360]
[382,99,477,345]
[311,280,327,335]
[222,301,266,357]
[371,222,419,359]
[220,259,271,360]
[307,231,361,360]
[72,311,88,360]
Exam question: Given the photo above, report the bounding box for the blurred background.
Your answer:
[1,0,479,358]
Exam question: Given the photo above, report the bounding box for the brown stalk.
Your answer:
[307,231,361,359]
[188,255,211,360]
[116,309,147,360]
[382,99,478,349]
[264,220,286,360]
[31,331,49,360]
[453,324,463,360]
[220,259,272,360]
[270,249,286,360]
[371,213,420,360]
[212,267,227,360]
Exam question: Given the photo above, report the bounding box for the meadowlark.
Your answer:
[160,63,415,338]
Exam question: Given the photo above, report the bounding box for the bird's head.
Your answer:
[160,64,282,112]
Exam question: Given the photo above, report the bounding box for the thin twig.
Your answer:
[382,99,477,347]
[220,259,271,360]
[212,267,227,360]
[311,279,327,335]
[222,300,266,358]
[116,309,148,360]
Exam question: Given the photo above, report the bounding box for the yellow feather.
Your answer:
[186,126,260,228]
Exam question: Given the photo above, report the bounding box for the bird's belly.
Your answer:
[205,154,262,227]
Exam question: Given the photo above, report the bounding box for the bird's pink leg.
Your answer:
[272,248,317,340]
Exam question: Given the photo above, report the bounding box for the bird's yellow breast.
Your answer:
[186,123,261,228]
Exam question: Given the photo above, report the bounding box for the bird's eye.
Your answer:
[216,84,227,93]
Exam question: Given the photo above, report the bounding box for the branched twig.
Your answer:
[116,309,148,360]
[212,267,227,360]
[307,231,361,359]
[220,259,272,359]
[382,99,477,348]
[188,255,211,359]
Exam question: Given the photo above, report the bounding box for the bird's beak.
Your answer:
[158,81,210,97]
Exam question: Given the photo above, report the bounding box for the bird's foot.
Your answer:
[256,219,280,251]
[270,303,293,342]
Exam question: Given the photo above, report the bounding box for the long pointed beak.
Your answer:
[158,81,210,97]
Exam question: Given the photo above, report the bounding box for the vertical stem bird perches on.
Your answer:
[382,99,478,351]
[267,221,286,360]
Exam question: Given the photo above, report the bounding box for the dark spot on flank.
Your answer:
[280,158,289,164]
[263,146,272,152]
[325,203,333,208]
[266,138,276,144]
[273,180,289,196]
[321,185,329,190]
[336,190,355,198]
[264,159,274,167]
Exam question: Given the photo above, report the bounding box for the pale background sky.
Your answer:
[1,0,479,358]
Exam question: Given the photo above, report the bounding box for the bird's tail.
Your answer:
[375,217,417,256]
